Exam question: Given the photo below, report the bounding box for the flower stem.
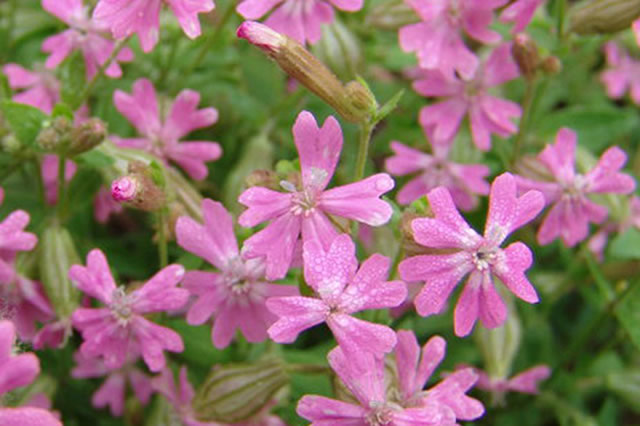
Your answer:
[56,155,67,221]
[78,37,129,105]
[354,120,374,182]
[512,78,536,167]
[556,0,567,42]
[157,208,169,268]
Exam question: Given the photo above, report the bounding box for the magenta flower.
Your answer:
[385,140,490,210]
[634,18,640,47]
[94,186,124,223]
[394,330,484,421]
[93,0,215,53]
[600,42,640,105]
[0,275,54,342]
[399,173,545,336]
[297,345,460,425]
[2,64,59,113]
[0,320,62,426]
[41,0,134,79]
[474,364,551,396]
[236,0,363,45]
[267,233,406,354]
[588,196,640,261]
[71,351,152,416]
[113,79,221,180]
[414,43,521,150]
[399,0,507,79]
[175,199,298,349]
[41,154,77,205]
[238,111,394,280]
[69,249,189,371]
[515,128,636,247]
[499,0,546,33]
[0,187,39,283]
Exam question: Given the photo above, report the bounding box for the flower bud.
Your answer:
[570,0,640,35]
[237,21,376,123]
[67,118,107,155]
[512,33,540,80]
[540,56,562,75]
[38,224,81,318]
[313,19,362,80]
[192,358,288,423]
[111,162,166,211]
[366,0,420,30]
[36,116,72,153]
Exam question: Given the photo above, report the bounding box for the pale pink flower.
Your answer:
[2,64,59,113]
[600,42,640,105]
[69,249,189,371]
[267,233,406,354]
[474,364,551,396]
[41,154,77,205]
[399,173,545,337]
[399,0,507,79]
[71,350,152,416]
[32,318,73,350]
[175,199,298,349]
[94,186,124,223]
[297,345,460,425]
[113,79,221,180]
[0,320,62,426]
[499,0,546,33]
[385,140,490,210]
[238,111,394,280]
[588,196,640,261]
[93,0,215,53]
[394,331,484,421]
[236,0,363,45]
[515,128,636,247]
[0,275,54,342]
[415,43,521,150]
[41,0,134,79]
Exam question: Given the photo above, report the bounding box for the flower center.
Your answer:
[366,401,395,426]
[562,174,588,199]
[110,286,134,325]
[472,247,497,271]
[446,0,463,25]
[281,180,318,216]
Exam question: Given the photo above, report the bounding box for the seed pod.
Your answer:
[570,0,640,35]
[313,19,362,80]
[67,118,107,156]
[512,33,540,80]
[366,0,420,30]
[36,116,72,153]
[192,358,288,423]
[111,161,167,212]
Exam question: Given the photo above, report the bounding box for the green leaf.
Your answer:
[606,369,640,413]
[66,167,103,209]
[59,50,86,110]
[0,99,47,147]
[0,73,10,100]
[374,89,404,123]
[51,103,74,120]
[608,228,640,260]
[614,282,640,351]
[74,149,115,168]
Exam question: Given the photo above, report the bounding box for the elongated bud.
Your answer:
[512,33,540,80]
[112,162,166,211]
[540,56,562,75]
[39,225,81,318]
[570,0,640,35]
[37,116,72,153]
[67,118,107,155]
[237,21,376,123]
[192,358,288,423]
[366,0,420,30]
[313,19,362,80]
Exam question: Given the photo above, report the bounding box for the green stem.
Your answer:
[556,0,567,42]
[286,364,332,375]
[353,121,374,182]
[78,38,129,105]
[0,161,21,183]
[157,208,169,268]
[56,155,67,221]
[158,34,180,90]
[32,159,46,207]
[512,78,536,167]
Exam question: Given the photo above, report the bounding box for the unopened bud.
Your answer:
[366,0,420,30]
[111,162,166,211]
[570,0,640,35]
[112,176,139,202]
[245,169,280,189]
[192,358,288,423]
[237,21,376,123]
[512,33,540,80]
[1,133,21,153]
[68,118,107,155]
[39,225,81,318]
[540,56,562,75]
[36,116,72,153]
[313,19,362,80]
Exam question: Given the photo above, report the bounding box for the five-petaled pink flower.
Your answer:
[113,78,221,180]
[267,233,406,354]
[499,0,546,33]
[600,42,640,106]
[238,111,394,280]
[236,0,363,45]
[69,249,189,372]
[414,43,521,150]
[399,173,545,337]
[3,64,59,113]
[0,320,63,425]
[515,128,636,247]
[297,344,464,425]
[399,0,507,79]
[175,199,298,349]
[42,0,134,79]
[473,364,551,396]
[93,0,215,53]
[385,139,490,210]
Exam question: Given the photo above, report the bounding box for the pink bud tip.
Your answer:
[111,176,138,202]
[237,21,284,53]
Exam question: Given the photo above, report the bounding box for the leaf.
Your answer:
[66,167,103,209]
[614,282,640,351]
[59,50,86,110]
[606,369,640,413]
[0,72,10,100]
[51,103,74,120]
[608,228,640,260]
[0,99,48,147]
[74,149,115,168]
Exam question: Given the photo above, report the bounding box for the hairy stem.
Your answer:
[512,78,536,167]
[157,208,169,268]
[78,38,130,105]
[354,120,374,182]
[56,155,67,221]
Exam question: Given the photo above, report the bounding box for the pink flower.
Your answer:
[600,42,640,105]
[2,64,59,113]
[399,0,507,79]
[0,320,62,425]
[633,18,640,47]
[399,173,545,337]
[414,43,521,150]
[238,111,394,280]
[175,199,298,349]
[297,345,462,425]
[394,331,484,421]
[41,0,134,79]
[94,186,124,223]
[71,351,152,416]
[474,364,551,395]
[515,128,636,247]
[236,0,363,45]
[267,233,406,354]
[0,275,54,342]
[499,0,546,33]
[588,196,640,261]
[113,79,221,180]
[385,140,490,210]
[93,0,215,53]
[0,187,39,283]
[69,249,189,371]
[41,154,77,205]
